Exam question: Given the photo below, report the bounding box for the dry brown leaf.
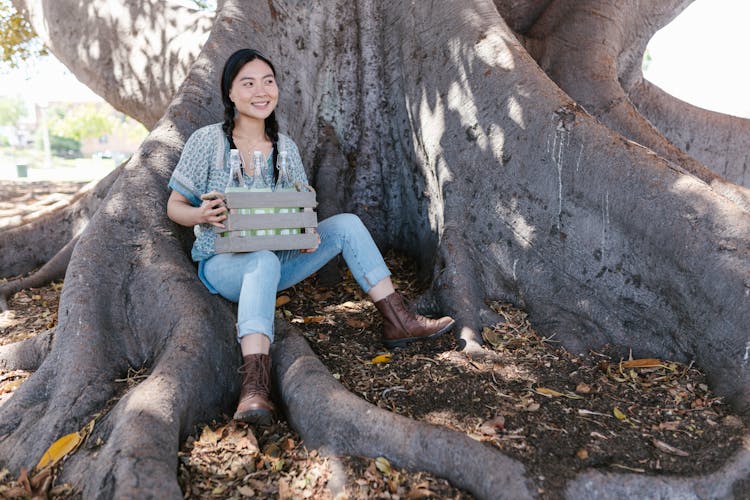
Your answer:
[482,327,502,348]
[621,358,663,368]
[237,485,256,497]
[275,295,291,307]
[652,438,689,457]
[575,383,592,394]
[657,421,681,432]
[479,415,506,435]
[303,315,325,323]
[199,426,220,445]
[535,387,564,397]
[345,318,368,328]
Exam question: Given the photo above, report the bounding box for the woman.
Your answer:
[167,49,455,426]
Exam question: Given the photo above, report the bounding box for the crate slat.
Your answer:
[225,191,316,209]
[214,232,320,253]
[215,212,318,232]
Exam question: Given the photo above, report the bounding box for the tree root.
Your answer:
[0,166,121,279]
[0,236,78,312]
[272,324,537,499]
[0,329,54,372]
[565,441,750,499]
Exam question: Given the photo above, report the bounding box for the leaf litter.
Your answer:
[0,182,747,499]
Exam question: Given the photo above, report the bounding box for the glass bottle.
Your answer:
[275,150,299,235]
[223,149,245,237]
[249,150,272,236]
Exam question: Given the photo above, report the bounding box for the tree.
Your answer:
[47,103,114,143]
[1,0,749,497]
[0,96,26,126]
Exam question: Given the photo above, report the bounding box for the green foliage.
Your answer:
[0,0,46,69]
[35,132,82,158]
[48,103,115,141]
[0,96,26,126]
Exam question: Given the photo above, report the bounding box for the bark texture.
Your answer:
[2,0,750,497]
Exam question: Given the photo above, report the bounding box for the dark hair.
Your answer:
[221,48,279,182]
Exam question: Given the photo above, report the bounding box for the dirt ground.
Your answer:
[1,180,748,499]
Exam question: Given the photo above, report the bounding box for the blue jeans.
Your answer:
[202,213,391,342]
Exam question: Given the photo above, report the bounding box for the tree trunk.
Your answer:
[2,0,750,496]
[628,79,750,187]
[524,0,750,209]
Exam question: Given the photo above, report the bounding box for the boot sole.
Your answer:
[382,319,456,349]
[233,408,274,426]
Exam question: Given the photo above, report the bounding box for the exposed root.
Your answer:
[273,323,537,499]
[0,236,78,312]
[565,442,750,499]
[433,230,485,348]
[0,328,54,371]
[0,165,121,279]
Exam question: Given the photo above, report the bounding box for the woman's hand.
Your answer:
[167,190,226,228]
[300,228,320,253]
[199,191,228,228]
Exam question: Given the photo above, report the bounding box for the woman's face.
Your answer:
[229,59,278,122]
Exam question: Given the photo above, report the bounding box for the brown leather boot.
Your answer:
[374,292,455,349]
[233,353,275,425]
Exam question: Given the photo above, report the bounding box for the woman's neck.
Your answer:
[232,116,267,143]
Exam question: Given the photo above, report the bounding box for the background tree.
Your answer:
[1,0,749,497]
[0,96,25,127]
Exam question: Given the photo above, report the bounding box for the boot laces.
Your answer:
[238,356,270,396]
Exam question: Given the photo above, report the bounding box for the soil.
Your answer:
[0,180,748,499]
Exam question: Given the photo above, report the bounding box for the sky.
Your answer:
[0,0,748,117]
[642,0,750,118]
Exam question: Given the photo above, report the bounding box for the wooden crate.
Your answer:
[213,189,318,253]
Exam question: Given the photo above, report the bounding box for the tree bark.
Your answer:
[2,0,750,496]
[524,0,750,209]
[628,79,750,187]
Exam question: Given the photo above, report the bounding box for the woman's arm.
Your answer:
[167,190,227,228]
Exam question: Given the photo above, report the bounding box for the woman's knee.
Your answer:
[243,250,281,278]
[321,213,365,234]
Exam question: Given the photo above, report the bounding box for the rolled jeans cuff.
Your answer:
[237,317,275,343]
[358,265,391,293]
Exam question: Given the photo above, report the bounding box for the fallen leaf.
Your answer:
[199,426,220,445]
[237,485,255,497]
[613,407,627,421]
[479,415,505,435]
[482,327,502,348]
[536,387,564,397]
[575,448,589,460]
[370,354,392,364]
[575,383,592,394]
[0,379,23,393]
[275,295,291,307]
[375,456,392,475]
[621,358,663,368]
[657,421,681,432]
[34,432,82,470]
[652,438,689,457]
[303,315,325,323]
[345,318,368,328]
